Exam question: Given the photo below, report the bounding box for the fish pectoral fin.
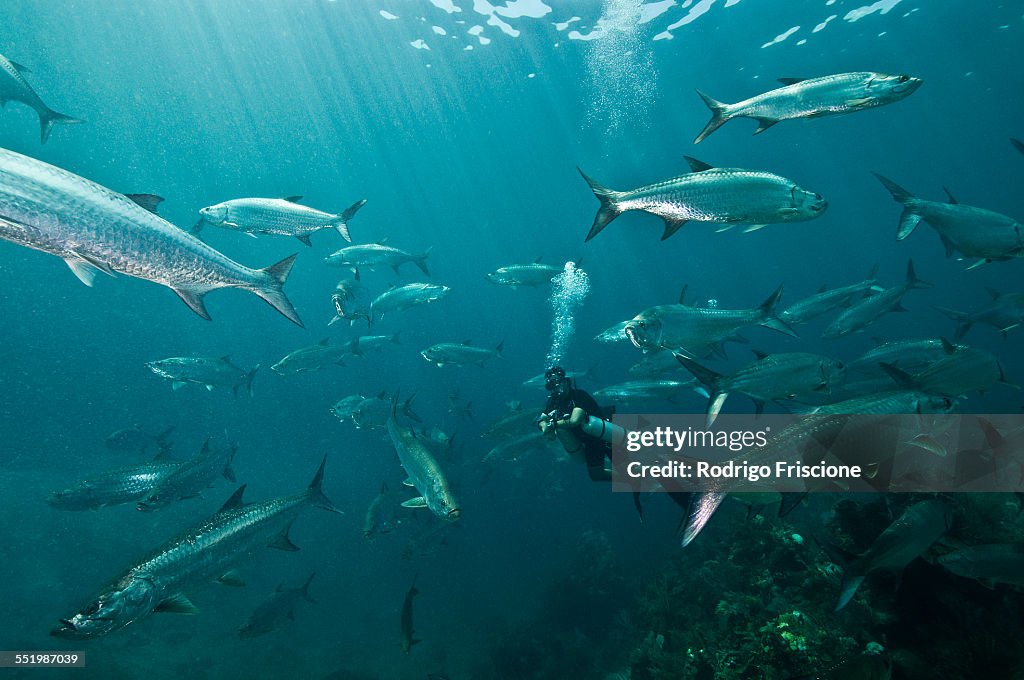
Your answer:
[742,224,768,233]
[401,497,428,508]
[216,569,246,587]
[64,258,102,287]
[268,521,300,551]
[154,593,200,614]
[965,259,989,271]
[171,287,212,320]
[402,478,415,487]
[846,97,872,107]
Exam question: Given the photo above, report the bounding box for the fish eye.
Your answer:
[81,601,101,616]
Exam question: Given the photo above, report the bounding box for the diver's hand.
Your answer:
[568,407,588,428]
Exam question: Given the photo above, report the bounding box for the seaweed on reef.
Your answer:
[626,511,874,680]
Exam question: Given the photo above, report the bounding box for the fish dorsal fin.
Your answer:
[200,438,211,455]
[462,339,472,345]
[942,186,958,204]
[284,195,303,203]
[816,283,828,293]
[219,354,231,363]
[124,193,165,214]
[533,255,543,263]
[678,284,689,305]
[683,156,714,173]
[939,337,958,355]
[376,390,388,400]
[777,77,806,85]
[217,484,247,514]
[7,59,31,74]
[318,337,330,346]
[752,350,769,360]
[878,362,915,389]
[985,286,1002,300]
[268,520,300,551]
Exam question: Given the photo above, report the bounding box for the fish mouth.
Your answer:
[51,619,83,638]
[447,508,462,520]
[810,200,828,213]
[623,325,644,350]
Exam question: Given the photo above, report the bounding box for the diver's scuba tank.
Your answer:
[579,412,626,446]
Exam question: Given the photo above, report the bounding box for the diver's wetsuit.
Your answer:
[544,386,612,482]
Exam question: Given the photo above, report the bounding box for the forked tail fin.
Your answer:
[252,253,304,327]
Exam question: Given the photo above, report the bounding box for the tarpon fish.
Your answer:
[0,52,82,143]
[48,461,182,511]
[485,261,561,288]
[387,403,461,521]
[937,288,1024,340]
[874,173,1024,268]
[623,285,796,354]
[484,431,559,462]
[197,196,366,246]
[693,71,921,144]
[400,580,421,654]
[420,340,503,368]
[146,355,259,396]
[105,425,175,456]
[847,339,966,375]
[354,332,402,354]
[363,482,398,539]
[482,404,537,440]
[580,157,826,241]
[52,456,340,639]
[779,266,881,325]
[939,543,1024,588]
[0,148,302,324]
[676,351,846,425]
[137,439,237,512]
[271,338,357,375]
[593,379,701,404]
[325,243,431,278]
[823,260,930,337]
[239,573,316,638]
[879,338,1012,398]
[369,282,450,327]
[331,392,421,431]
[826,499,951,610]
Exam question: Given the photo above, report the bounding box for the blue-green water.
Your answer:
[1,1,1022,678]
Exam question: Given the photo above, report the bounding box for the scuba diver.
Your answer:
[537,366,621,482]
